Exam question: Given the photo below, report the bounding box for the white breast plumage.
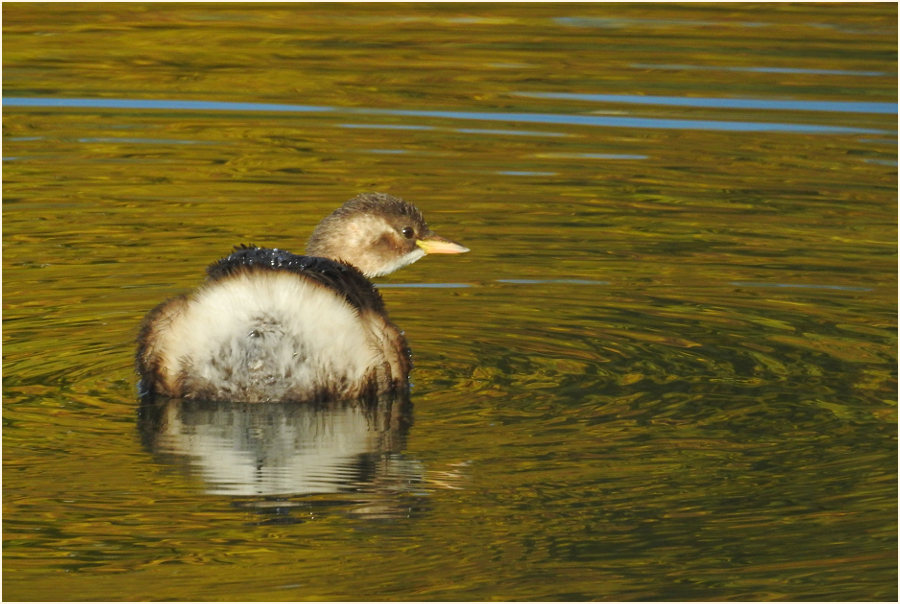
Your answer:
[153,271,378,402]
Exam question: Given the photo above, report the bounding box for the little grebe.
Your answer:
[136,193,468,403]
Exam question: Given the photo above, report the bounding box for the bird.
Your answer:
[136,192,469,403]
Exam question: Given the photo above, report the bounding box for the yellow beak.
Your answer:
[416,235,470,255]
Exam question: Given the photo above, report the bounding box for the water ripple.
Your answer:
[514,92,897,114]
[730,281,874,292]
[3,96,889,135]
[632,62,889,77]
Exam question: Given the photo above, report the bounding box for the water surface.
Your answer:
[3,3,897,601]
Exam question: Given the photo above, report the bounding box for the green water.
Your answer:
[3,3,897,601]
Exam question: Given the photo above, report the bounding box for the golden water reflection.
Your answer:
[2,2,896,601]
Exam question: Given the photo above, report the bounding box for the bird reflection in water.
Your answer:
[138,392,425,522]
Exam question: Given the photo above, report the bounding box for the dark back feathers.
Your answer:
[207,245,387,314]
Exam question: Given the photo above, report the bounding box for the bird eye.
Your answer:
[401,226,414,239]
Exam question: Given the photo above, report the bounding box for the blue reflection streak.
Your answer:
[375,282,474,289]
[546,152,649,160]
[360,106,887,133]
[631,63,888,77]
[455,127,568,137]
[514,92,897,114]
[2,96,889,134]
[730,281,873,292]
[340,123,435,130]
[497,170,557,176]
[496,279,610,285]
[555,16,770,29]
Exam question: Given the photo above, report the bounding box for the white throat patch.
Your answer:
[367,247,426,277]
